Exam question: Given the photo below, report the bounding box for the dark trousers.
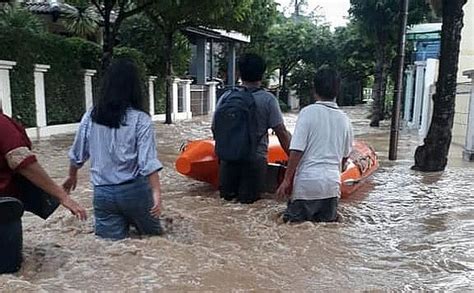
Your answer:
[219,157,267,204]
[283,197,338,223]
[0,197,24,274]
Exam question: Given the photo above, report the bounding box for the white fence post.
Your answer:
[410,61,426,129]
[289,90,299,110]
[34,64,50,138]
[172,78,180,121]
[84,69,96,111]
[403,65,415,124]
[148,76,157,117]
[207,81,219,113]
[181,79,193,119]
[0,60,16,116]
[463,69,474,161]
[419,59,439,138]
[84,69,97,111]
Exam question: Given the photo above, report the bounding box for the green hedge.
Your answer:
[40,36,101,125]
[154,77,166,114]
[0,28,150,126]
[0,28,39,126]
[0,28,102,126]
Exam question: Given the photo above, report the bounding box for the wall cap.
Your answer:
[0,60,16,70]
[34,64,50,72]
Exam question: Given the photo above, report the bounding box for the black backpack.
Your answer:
[214,87,261,161]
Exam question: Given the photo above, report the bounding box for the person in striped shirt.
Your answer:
[64,59,163,240]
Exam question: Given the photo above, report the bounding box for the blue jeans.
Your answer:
[93,177,162,240]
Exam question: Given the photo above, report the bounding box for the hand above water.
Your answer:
[276,179,292,201]
[150,190,161,218]
[60,195,87,221]
[63,175,77,194]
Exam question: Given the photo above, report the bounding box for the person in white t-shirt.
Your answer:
[276,68,353,222]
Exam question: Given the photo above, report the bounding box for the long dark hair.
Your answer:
[92,58,145,128]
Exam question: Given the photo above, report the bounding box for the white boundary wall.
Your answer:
[0,60,219,140]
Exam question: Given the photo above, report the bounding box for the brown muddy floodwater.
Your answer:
[1,105,473,291]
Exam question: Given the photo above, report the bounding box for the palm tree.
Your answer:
[63,0,100,38]
[0,4,44,34]
[412,0,468,171]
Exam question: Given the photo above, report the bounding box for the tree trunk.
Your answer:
[370,44,387,127]
[280,69,289,106]
[164,32,174,124]
[101,12,114,72]
[358,80,364,104]
[412,0,467,171]
[381,66,389,118]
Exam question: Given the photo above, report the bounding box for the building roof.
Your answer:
[23,1,75,14]
[407,23,442,34]
[407,23,442,41]
[184,27,250,43]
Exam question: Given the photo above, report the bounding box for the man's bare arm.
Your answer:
[273,123,291,156]
[18,162,87,220]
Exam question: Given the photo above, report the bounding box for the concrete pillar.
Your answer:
[463,69,474,161]
[148,76,157,116]
[207,81,219,113]
[171,78,180,120]
[457,1,474,83]
[34,64,50,129]
[0,60,16,116]
[196,38,207,85]
[227,42,236,86]
[419,58,439,138]
[409,61,426,129]
[84,69,96,111]
[181,79,193,119]
[209,39,214,79]
[403,65,415,124]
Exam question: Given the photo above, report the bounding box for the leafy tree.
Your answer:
[333,24,375,105]
[286,21,334,107]
[349,0,432,127]
[288,62,316,107]
[412,0,468,171]
[89,0,154,70]
[119,15,191,76]
[119,15,191,114]
[266,15,328,105]
[146,0,253,124]
[242,0,278,57]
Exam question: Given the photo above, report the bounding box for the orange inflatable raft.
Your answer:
[175,136,378,198]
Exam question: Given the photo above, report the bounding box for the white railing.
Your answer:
[0,60,218,140]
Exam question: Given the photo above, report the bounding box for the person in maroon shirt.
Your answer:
[0,111,86,220]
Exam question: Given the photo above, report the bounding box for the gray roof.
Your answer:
[184,27,250,43]
[23,1,75,14]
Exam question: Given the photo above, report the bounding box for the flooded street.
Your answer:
[1,104,473,291]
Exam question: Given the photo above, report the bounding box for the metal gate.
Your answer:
[190,85,209,116]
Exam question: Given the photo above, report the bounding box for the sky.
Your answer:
[275,0,351,28]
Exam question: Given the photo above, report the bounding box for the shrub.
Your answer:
[0,26,151,125]
[154,77,166,114]
[0,27,103,126]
